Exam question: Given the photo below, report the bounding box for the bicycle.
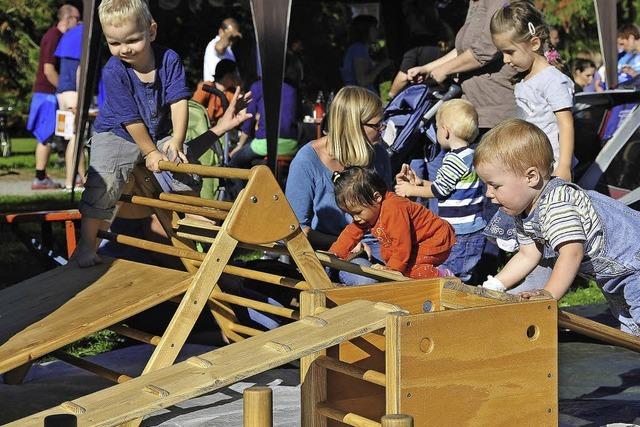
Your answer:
[0,105,14,158]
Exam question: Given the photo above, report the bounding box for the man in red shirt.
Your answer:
[27,4,80,189]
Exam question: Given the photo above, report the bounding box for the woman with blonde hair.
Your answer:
[285,86,392,285]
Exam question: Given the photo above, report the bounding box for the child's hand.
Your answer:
[519,288,555,300]
[481,275,506,292]
[406,168,422,185]
[145,149,168,173]
[395,163,411,184]
[347,241,372,261]
[163,138,188,163]
[395,181,415,198]
[553,165,572,182]
[371,264,404,277]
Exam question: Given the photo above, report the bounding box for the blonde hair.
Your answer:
[474,119,554,178]
[98,0,153,27]
[326,86,382,167]
[436,99,479,143]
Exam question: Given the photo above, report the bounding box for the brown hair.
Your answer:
[490,1,564,70]
[618,23,640,40]
[333,166,388,212]
[474,119,554,178]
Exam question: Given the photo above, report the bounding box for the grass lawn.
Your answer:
[0,137,65,172]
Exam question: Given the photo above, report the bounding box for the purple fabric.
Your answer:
[94,44,191,144]
[240,79,297,139]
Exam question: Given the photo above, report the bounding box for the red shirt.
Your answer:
[33,26,62,94]
[330,192,456,277]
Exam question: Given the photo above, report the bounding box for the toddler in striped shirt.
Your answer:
[395,99,486,282]
[475,119,640,336]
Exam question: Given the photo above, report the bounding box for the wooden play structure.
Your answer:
[2,163,639,425]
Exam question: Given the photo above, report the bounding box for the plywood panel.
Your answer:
[396,300,557,425]
[0,258,191,373]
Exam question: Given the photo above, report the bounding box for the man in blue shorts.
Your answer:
[27,4,80,189]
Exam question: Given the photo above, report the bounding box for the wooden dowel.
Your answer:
[558,309,640,353]
[316,403,381,427]
[97,230,309,289]
[159,192,233,211]
[52,351,132,384]
[213,292,300,320]
[159,160,251,179]
[120,194,228,221]
[243,386,273,427]
[228,322,263,337]
[381,414,413,426]
[314,355,386,387]
[109,325,161,346]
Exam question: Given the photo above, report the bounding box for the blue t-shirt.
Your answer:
[285,142,391,236]
[341,42,375,92]
[55,23,83,93]
[94,44,191,144]
[618,51,640,84]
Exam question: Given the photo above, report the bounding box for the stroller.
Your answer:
[574,75,640,210]
[382,82,461,176]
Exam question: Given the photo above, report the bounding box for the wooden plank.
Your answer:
[324,279,443,314]
[385,313,405,416]
[286,229,332,290]
[441,280,519,309]
[0,258,191,374]
[558,309,640,353]
[396,300,558,425]
[13,300,399,427]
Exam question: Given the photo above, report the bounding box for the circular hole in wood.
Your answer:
[526,325,539,340]
[419,337,434,354]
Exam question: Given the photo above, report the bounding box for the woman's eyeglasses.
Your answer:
[362,121,386,132]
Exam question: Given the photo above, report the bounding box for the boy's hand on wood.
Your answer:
[519,288,555,300]
[163,138,188,163]
[145,149,168,173]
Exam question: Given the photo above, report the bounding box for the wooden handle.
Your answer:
[243,386,273,427]
[159,161,251,179]
[558,309,640,353]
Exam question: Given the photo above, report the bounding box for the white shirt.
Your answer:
[203,35,235,81]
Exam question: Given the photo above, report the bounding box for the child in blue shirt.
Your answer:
[395,99,486,282]
[74,0,192,267]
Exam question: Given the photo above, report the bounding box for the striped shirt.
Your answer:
[430,147,485,235]
[516,184,603,258]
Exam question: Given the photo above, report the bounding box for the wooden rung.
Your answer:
[96,230,309,290]
[558,309,640,353]
[120,194,228,221]
[109,325,161,346]
[314,355,386,387]
[176,217,222,232]
[143,384,170,397]
[263,341,292,353]
[316,402,381,427]
[159,160,252,180]
[52,351,132,384]
[300,316,328,327]
[213,292,300,320]
[159,192,233,211]
[228,322,263,337]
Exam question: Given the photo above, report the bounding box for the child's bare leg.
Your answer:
[73,217,108,267]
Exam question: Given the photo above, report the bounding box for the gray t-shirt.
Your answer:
[514,66,574,163]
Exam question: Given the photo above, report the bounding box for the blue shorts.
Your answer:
[26,93,57,143]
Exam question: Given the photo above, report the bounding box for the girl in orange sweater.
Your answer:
[329,166,455,279]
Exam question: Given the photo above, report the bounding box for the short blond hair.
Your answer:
[98,0,153,27]
[436,99,479,143]
[326,86,382,167]
[474,118,554,178]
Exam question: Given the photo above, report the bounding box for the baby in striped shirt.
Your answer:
[395,99,486,282]
[475,119,640,336]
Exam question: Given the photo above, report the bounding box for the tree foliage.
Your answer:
[0,0,58,132]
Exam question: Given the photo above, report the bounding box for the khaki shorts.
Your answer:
[79,132,200,220]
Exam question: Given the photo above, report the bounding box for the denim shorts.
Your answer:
[601,273,640,336]
[80,132,200,220]
[441,229,485,282]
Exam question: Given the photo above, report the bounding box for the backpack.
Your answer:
[382,83,461,173]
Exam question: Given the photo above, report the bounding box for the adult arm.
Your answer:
[406,48,457,82]
[43,63,59,87]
